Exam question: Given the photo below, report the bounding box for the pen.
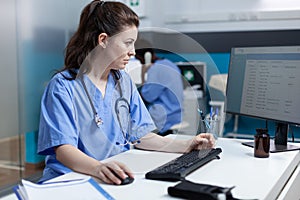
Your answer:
[197,108,211,131]
[197,108,205,120]
[204,120,211,130]
[41,178,85,185]
[213,108,219,120]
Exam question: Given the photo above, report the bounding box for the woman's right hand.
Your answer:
[94,160,134,185]
[55,144,133,185]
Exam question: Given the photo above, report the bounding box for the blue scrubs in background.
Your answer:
[37,70,156,182]
[141,59,184,134]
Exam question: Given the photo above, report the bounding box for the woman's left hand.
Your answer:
[186,133,215,152]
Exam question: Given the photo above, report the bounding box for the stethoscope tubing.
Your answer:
[79,74,138,146]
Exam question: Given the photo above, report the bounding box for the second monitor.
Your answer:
[175,61,207,96]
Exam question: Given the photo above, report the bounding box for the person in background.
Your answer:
[135,40,184,136]
[37,0,215,185]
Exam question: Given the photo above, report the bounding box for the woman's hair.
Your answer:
[59,0,139,79]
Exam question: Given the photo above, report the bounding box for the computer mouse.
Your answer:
[112,171,134,185]
[120,176,134,185]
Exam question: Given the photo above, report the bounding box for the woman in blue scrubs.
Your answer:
[37,0,215,185]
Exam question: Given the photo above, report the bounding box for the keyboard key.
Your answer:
[145,148,222,181]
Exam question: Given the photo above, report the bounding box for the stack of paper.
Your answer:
[13,177,114,200]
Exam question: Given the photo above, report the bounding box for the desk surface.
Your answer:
[49,136,300,200]
[3,136,300,200]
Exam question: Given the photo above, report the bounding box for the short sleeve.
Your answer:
[37,76,78,155]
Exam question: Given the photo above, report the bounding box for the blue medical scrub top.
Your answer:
[141,59,184,133]
[37,70,156,182]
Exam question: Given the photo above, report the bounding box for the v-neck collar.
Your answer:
[82,72,115,100]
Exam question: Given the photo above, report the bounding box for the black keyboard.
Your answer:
[145,148,222,181]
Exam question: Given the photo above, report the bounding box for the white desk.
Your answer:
[3,136,300,200]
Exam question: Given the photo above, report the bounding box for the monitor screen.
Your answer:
[225,46,300,152]
[176,62,207,96]
[226,46,300,124]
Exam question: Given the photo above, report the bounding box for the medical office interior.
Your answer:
[0,0,300,198]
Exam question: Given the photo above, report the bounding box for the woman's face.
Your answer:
[105,26,138,71]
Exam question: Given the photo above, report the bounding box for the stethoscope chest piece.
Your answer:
[95,114,103,127]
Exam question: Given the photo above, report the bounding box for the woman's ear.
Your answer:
[98,33,108,48]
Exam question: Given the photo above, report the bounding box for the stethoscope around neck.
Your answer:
[80,73,140,146]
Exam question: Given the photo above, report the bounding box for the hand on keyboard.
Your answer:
[186,133,216,152]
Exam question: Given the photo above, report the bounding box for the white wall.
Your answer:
[0,0,89,139]
[137,0,300,32]
[0,1,19,139]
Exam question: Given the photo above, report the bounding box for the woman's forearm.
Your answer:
[55,144,101,177]
[136,132,215,153]
[135,133,191,153]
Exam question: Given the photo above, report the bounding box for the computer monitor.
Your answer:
[225,46,300,152]
[176,62,207,96]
